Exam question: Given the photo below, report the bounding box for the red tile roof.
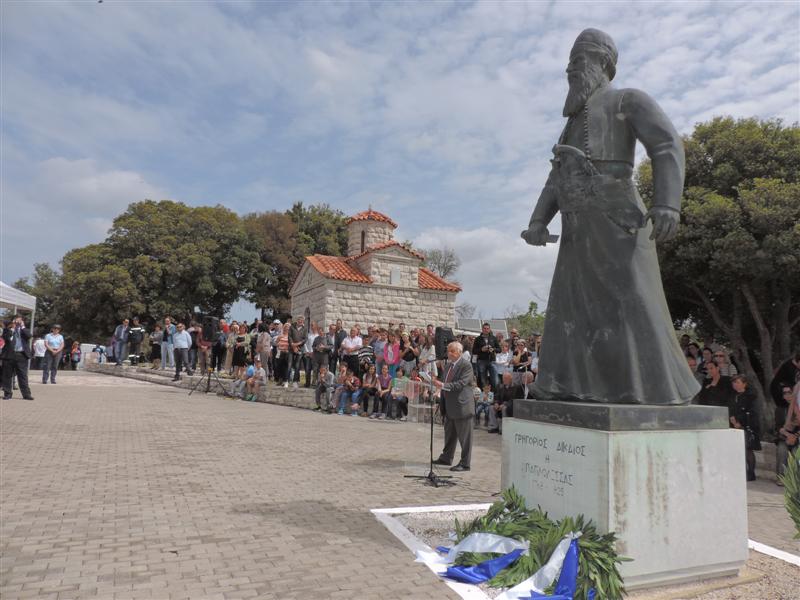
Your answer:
[346,209,397,228]
[300,251,460,294]
[418,267,462,292]
[348,241,426,261]
[306,255,372,284]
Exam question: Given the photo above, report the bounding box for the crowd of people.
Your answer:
[6,310,798,482]
[679,335,800,482]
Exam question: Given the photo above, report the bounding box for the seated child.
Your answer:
[390,367,410,421]
[231,365,252,399]
[475,384,492,426]
[371,364,393,419]
[314,365,335,413]
[338,368,361,416]
[245,357,267,401]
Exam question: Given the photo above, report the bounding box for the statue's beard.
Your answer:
[562,63,607,117]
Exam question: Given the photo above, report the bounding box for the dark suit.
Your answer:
[437,356,475,467]
[2,324,32,398]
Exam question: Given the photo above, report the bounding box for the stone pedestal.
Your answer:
[502,401,749,590]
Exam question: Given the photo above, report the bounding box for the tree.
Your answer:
[243,211,307,316]
[285,202,348,256]
[12,263,62,332]
[54,200,264,339]
[455,302,476,320]
[505,302,547,338]
[58,243,144,339]
[637,117,800,431]
[105,200,264,320]
[422,246,461,279]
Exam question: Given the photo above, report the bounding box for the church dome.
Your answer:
[345,209,397,228]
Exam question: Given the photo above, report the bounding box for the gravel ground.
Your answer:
[396,511,799,600]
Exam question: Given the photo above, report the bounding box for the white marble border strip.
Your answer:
[748,539,800,566]
[371,504,493,600]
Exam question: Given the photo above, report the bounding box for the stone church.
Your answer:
[290,209,460,329]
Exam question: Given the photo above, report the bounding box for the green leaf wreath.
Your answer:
[780,448,800,539]
[453,487,628,600]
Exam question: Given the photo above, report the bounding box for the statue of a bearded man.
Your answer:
[521,28,699,405]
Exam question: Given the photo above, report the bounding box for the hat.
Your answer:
[571,28,618,80]
[52,324,62,330]
[272,319,281,324]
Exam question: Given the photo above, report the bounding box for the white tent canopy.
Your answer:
[0,281,37,337]
[0,281,36,312]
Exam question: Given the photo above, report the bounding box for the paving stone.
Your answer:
[1,370,797,600]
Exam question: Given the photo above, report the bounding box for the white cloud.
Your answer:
[1,158,168,282]
[410,226,560,317]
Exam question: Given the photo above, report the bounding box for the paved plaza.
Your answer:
[1,372,797,599]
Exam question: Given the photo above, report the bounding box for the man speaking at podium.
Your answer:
[432,341,475,472]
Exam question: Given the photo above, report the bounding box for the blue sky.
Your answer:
[2,0,798,321]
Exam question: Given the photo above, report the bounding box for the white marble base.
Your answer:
[501,417,749,590]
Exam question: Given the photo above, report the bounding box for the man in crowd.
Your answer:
[128,317,145,366]
[172,322,193,381]
[333,319,347,373]
[2,315,34,400]
[32,335,46,370]
[341,326,363,375]
[472,323,499,391]
[771,351,800,432]
[286,315,307,389]
[113,318,130,366]
[43,324,64,384]
[161,317,176,370]
[433,341,474,472]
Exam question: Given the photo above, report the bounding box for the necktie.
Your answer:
[445,363,455,383]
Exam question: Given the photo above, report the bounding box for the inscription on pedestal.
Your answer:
[507,421,607,519]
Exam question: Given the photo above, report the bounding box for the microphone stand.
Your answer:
[405,358,455,488]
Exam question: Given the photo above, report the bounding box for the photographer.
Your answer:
[471,322,499,391]
[2,315,34,400]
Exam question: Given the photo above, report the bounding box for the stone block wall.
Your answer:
[323,282,455,329]
[291,281,328,328]
[347,221,394,255]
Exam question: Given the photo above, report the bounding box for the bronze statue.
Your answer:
[521,28,699,405]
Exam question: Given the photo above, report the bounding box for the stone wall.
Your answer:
[353,249,420,287]
[346,221,394,255]
[323,282,456,329]
[290,276,329,328]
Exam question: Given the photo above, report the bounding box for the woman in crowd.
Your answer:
[274,323,290,385]
[231,323,251,380]
[383,331,400,377]
[361,363,378,416]
[69,341,81,370]
[700,347,714,375]
[494,340,512,378]
[399,332,418,376]
[511,339,532,372]
[417,335,437,379]
[223,320,238,375]
[697,360,731,407]
[371,363,393,419]
[714,349,738,377]
[730,375,760,481]
[149,325,163,369]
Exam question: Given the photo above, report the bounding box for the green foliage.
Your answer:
[453,487,627,599]
[637,117,800,428]
[506,302,547,338]
[780,449,800,539]
[243,211,307,315]
[12,263,62,332]
[285,202,348,256]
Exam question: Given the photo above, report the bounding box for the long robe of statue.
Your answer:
[523,29,700,405]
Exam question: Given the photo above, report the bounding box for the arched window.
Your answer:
[360,230,366,253]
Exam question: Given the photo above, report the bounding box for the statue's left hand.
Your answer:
[644,206,679,242]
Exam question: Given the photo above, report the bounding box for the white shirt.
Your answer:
[342,335,363,355]
[173,330,192,349]
[33,339,47,357]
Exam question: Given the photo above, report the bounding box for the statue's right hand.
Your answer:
[521,223,549,246]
